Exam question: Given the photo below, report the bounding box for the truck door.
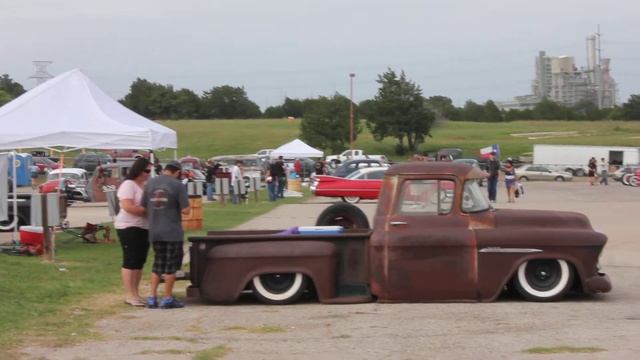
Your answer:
[377,177,477,301]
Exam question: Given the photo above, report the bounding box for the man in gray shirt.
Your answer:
[142,160,190,309]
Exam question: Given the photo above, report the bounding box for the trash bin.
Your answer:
[182,195,203,231]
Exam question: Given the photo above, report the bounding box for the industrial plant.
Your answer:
[498,31,617,110]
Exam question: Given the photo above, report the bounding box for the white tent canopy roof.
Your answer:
[0,69,177,151]
[271,139,323,158]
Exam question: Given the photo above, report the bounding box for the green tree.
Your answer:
[461,100,484,121]
[200,85,261,119]
[0,74,26,98]
[282,97,305,118]
[425,96,458,121]
[366,68,436,153]
[481,100,504,122]
[300,94,358,154]
[572,100,605,121]
[0,89,12,107]
[533,98,575,120]
[170,88,201,119]
[263,105,286,118]
[621,94,640,120]
[120,78,175,119]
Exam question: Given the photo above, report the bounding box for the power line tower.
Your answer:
[29,61,54,86]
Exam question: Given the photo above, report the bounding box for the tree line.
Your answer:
[1,71,639,155]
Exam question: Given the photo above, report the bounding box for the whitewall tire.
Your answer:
[514,259,573,302]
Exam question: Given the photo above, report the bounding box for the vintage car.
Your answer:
[330,159,390,178]
[187,162,611,305]
[180,156,203,170]
[517,165,573,182]
[311,167,387,203]
[41,168,89,201]
[209,155,265,182]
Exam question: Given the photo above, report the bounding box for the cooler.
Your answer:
[19,226,44,247]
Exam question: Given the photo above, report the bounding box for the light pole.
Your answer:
[349,73,355,156]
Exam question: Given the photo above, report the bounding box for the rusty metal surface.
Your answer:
[189,162,610,304]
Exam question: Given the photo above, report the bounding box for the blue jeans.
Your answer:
[277,177,286,198]
[599,170,608,185]
[487,177,498,201]
[267,181,277,201]
[206,182,214,201]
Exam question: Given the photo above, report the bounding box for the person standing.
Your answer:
[486,152,500,203]
[115,157,152,307]
[598,157,609,185]
[30,163,39,190]
[274,156,286,198]
[142,161,190,309]
[294,158,302,177]
[588,157,597,186]
[502,159,517,203]
[229,160,243,204]
[204,160,217,201]
[265,167,277,201]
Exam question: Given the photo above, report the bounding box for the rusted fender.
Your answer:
[200,241,338,303]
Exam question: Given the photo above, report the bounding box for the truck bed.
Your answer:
[188,229,372,303]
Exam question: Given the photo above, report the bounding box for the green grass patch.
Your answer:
[222,325,286,334]
[523,346,605,354]
[0,189,308,351]
[193,345,231,360]
[136,349,185,355]
[131,335,202,344]
[150,119,640,163]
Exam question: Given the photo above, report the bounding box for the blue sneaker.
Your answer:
[159,296,185,309]
[146,296,158,309]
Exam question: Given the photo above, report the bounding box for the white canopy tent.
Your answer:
[271,139,323,159]
[0,69,177,151]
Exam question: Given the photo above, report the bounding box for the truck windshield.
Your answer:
[461,180,491,213]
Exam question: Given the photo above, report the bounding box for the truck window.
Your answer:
[461,180,490,213]
[397,179,454,215]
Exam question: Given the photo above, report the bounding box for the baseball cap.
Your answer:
[165,160,182,171]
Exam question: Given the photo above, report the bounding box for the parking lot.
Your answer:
[20,181,640,360]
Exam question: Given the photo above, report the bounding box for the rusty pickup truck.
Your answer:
[187,162,611,304]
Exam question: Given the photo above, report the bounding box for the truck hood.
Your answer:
[493,209,593,231]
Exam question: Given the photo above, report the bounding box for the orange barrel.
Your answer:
[181,195,203,231]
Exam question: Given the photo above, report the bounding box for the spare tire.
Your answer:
[316,203,370,229]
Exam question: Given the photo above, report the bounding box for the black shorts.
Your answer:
[117,227,150,270]
[152,241,184,275]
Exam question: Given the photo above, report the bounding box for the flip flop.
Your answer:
[124,299,145,307]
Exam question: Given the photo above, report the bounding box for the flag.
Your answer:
[479,144,500,159]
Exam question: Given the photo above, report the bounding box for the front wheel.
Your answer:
[251,273,306,305]
[575,169,585,177]
[519,176,529,182]
[341,196,361,204]
[513,259,574,301]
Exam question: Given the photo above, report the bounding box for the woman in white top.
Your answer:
[114,157,152,306]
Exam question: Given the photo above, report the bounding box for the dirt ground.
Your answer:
[18,181,640,360]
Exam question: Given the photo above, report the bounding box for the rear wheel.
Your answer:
[554,176,565,182]
[622,174,633,186]
[316,203,370,229]
[513,259,573,301]
[251,273,306,305]
[519,176,529,181]
[341,196,361,204]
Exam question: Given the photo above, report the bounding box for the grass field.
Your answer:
[154,119,640,162]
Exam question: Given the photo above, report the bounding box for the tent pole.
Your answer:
[174,149,178,160]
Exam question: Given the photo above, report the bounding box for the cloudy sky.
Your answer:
[1,0,638,109]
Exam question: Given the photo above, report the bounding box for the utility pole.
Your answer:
[29,61,54,86]
[349,73,355,155]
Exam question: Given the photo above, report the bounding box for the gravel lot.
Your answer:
[20,181,640,360]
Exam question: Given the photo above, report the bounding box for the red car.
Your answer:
[311,167,387,203]
[32,157,60,174]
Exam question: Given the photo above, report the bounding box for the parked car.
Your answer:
[106,149,150,160]
[73,152,113,173]
[32,156,61,173]
[311,167,387,203]
[517,165,573,182]
[613,165,639,182]
[87,161,134,202]
[210,155,265,181]
[180,156,203,170]
[255,149,275,158]
[39,178,88,202]
[331,159,390,178]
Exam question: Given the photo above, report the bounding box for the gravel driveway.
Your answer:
[20,182,640,360]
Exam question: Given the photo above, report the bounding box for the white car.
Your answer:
[517,165,573,182]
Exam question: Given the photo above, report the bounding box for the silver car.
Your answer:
[517,165,573,182]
